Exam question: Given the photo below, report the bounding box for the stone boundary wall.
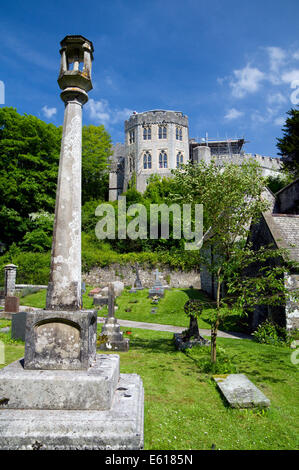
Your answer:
[82,264,201,289]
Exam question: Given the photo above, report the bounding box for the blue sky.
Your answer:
[1,0,299,156]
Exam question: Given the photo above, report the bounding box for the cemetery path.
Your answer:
[97,317,252,340]
[17,306,251,340]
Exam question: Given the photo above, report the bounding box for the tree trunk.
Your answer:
[211,269,221,364]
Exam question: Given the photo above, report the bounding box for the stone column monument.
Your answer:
[4,264,17,297]
[46,36,91,311]
[24,35,97,370]
[0,36,144,450]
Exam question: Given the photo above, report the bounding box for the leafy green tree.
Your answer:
[20,211,54,252]
[170,161,299,364]
[277,108,299,179]
[82,124,112,203]
[265,175,292,194]
[0,107,61,246]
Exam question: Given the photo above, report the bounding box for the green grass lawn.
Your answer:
[20,286,246,332]
[1,324,298,450]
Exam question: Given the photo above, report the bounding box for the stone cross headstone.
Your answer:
[134,263,143,289]
[108,283,115,317]
[148,268,165,298]
[130,263,144,292]
[154,268,163,287]
[98,283,129,351]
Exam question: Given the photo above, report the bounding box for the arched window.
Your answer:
[143,151,152,169]
[158,125,167,139]
[176,127,183,140]
[176,152,184,168]
[159,151,168,168]
[129,130,135,144]
[143,126,151,140]
[129,156,135,172]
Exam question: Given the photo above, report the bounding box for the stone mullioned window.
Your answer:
[143,151,152,169]
[176,151,184,168]
[143,126,151,140]
[158,125,167,139]
[159,150,168,168]
[176,127,183,141]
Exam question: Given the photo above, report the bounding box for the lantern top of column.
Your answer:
[58,35,94,94]
[60,35,94,60]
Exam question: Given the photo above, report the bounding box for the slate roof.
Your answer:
[263,213,299,263]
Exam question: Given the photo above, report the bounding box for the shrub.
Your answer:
[253,320,292,346]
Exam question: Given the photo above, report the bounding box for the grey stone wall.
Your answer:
[82,264,201,289]
[275,180,299,214]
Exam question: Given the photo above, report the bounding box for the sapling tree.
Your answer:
[170,160,299,363]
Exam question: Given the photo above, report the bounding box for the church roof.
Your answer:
[263,212,299,263]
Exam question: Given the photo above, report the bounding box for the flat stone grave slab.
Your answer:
[213,374,270,408]
[0,373,144,450]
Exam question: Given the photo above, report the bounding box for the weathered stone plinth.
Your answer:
[0,354,119,411]
[98,317,129,351]
[24,309,97,370]
[0,369,144,450]
[148,287,165,298]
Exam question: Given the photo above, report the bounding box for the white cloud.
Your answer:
[293,51,299,60]
[274,116,285,126]
[281,69,299,84]
[230,64,265,98]
[224,108,244,120]
[267,92,287,105]
[266,47,286,72]
[86,98,133,127]
[42,105,57,118]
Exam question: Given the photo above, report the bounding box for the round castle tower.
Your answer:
[123,110,189,193]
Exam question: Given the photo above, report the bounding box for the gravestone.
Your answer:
[0,36,143,450]
[88,287,101,297]
[93,294,108,307]
[213,374,270,408]
[148,268,165,298]
[130,263,144,293]
[1,296,20,320]
[11,312,27,342]
[98,284,129,352]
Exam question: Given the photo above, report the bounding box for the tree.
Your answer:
[277,108,299,179]
[82,124,112,203]
[0,107,61,246]
[170,160,299,364]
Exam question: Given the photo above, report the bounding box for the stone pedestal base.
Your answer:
[24,309,97,370]
[148,288,164,298]
[98,317,130,351]
[0,355,120,411]
[0,373,144,450]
